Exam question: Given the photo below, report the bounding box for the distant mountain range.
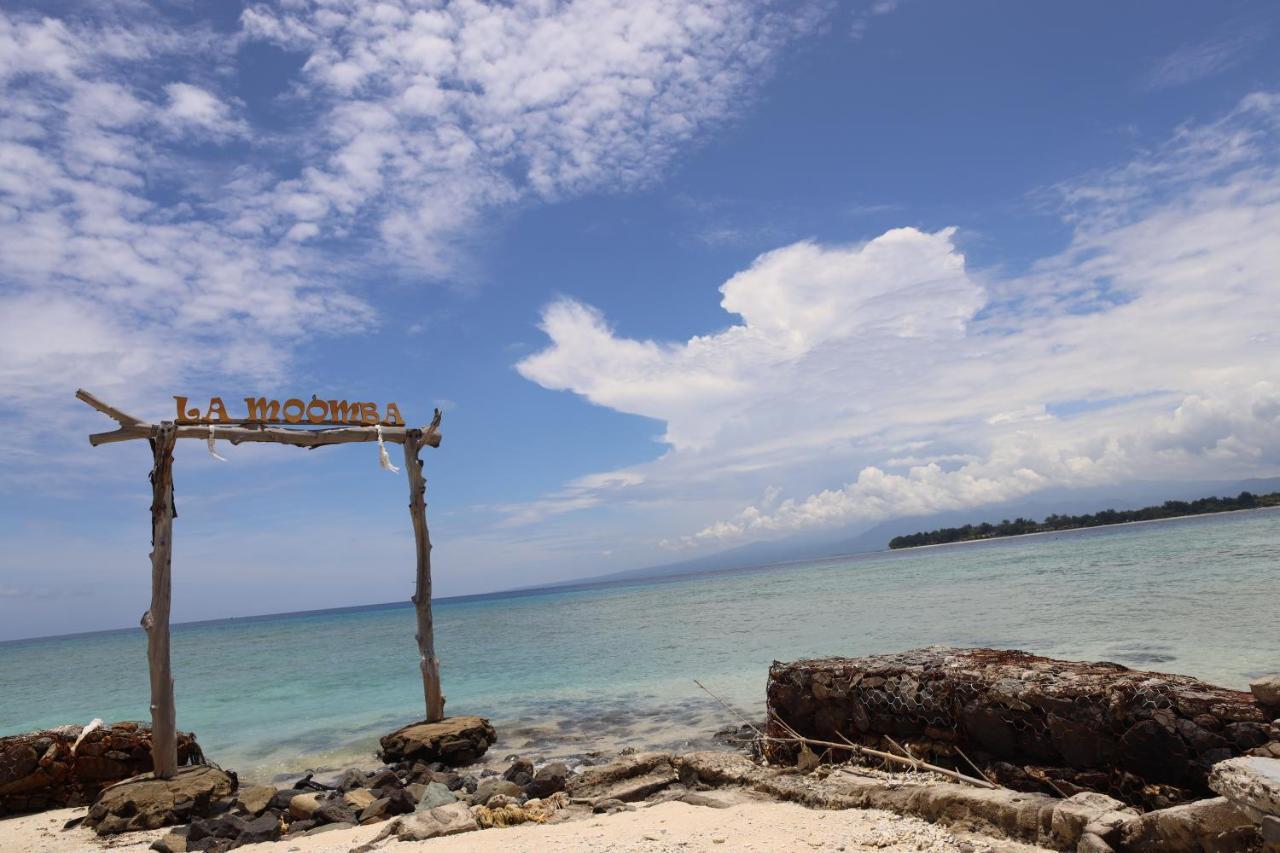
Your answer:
[576,476,1280,587]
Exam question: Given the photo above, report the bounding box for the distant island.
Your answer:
[888,490,1280,549]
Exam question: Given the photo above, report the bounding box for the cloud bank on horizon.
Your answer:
[517,92,1280,549]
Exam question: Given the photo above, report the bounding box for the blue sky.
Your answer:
[2,0,1279,640]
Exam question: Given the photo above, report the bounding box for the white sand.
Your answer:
[1,801,1048,853]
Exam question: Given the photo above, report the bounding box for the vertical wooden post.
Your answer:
[144,422,179,779]
[404,430,445,722]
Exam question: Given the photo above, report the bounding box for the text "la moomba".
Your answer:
[175,396,406,426]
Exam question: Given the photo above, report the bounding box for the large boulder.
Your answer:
[84,764,236,834]
[565,752,677,805]
[1252,676,1280,712]
[0,722,202,816]
[1210,756,1280,822]
[378,716,495,766]
[372,801,477,842]
[766,647,1276,809]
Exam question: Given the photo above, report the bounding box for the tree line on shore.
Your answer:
[887,490,1280,549]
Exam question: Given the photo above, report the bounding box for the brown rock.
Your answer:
[233,784,275,816]
[378,716,495,766]
[85,764,235,835]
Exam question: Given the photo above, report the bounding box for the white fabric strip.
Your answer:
[376,424,400,473]
[207,425,228,462]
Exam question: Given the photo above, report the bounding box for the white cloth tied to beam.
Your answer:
[207,425,228,462]
[376,424,400,473]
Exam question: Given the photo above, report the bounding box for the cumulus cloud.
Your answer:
[516,92,1280,549]
[0,1,825,473]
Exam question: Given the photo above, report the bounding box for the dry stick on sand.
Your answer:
[692,680,998,790]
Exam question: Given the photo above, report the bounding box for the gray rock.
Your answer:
[313,799,357,825]
[1120,796,1256,851]
[503,757,535,787]
[375,802,478,841]
[1251,675,1280,710]
[417,781,457,810]
[237,813,281,844]
[473,777,525,805]
[528,762,569,798]
[592,798,633,814]
[1209,756,1280,821]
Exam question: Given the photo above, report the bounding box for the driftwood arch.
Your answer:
[77,389,446,779]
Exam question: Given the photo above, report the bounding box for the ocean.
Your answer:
[2,509,1277,783]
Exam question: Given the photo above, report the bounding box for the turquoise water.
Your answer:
[3,509,1278,782]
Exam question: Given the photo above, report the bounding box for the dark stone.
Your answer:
[238,813,281,844]
[336,769,367,792]
[313,799,357,825]
[503,757,535,787]
[527,763,569,799]
[365,768,400,791]
[270,788,307,810]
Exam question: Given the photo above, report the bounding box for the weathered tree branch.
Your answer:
[404,430,445,722]
[78,391,442,449]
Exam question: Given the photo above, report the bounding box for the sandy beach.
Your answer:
[1,799,1048,853]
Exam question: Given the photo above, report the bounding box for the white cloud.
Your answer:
[516,92,1280,549]
[161,83,247,140]
[1138,25,1267,92]
[0,1,825,475]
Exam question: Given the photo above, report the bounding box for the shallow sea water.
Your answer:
[2,509,1277,781]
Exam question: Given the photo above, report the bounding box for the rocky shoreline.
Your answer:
[4,649,1280,852]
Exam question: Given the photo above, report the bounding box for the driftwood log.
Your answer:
[76,389,445,772]
[766,647,1277,810]
[0,723,201,816]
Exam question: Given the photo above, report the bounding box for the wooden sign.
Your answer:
[174,396,406,426]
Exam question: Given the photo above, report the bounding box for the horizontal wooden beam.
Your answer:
[78,391,442,450]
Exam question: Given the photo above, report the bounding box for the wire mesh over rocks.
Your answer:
[0,721,203,816]
[765,647,1277,810]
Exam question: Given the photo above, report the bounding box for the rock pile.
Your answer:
[0,721,202,815]
[765,647,1278,809]
[123,742,575,850]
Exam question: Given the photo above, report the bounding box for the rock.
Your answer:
[417,781,456,809]
[85,765,236,834]
[150,832,188,853]
[528,762,569,798]
[302,821,353,836]
[567,752,677,804]
[566,752,677,805]
[336,769,367,791]
[233,784,275,816]
[593,798,633,814]
[344,787,376,811]
[473,778,525,805]
[767,647,1267,809]
[486,793,520,809]
[375,801,478,841]
[1120,796,1257,851]
[1048,792,1136,849]
[359,797,391,823]
[313,799,357,825]
[364,768,399,791]
[378,716,496,766]
[1252,676,1280,710]
[1210,756,1280,821]
[237,813,281,844]
[503,757,535,787]
[288,792,323,819]
[1,723,203,818]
